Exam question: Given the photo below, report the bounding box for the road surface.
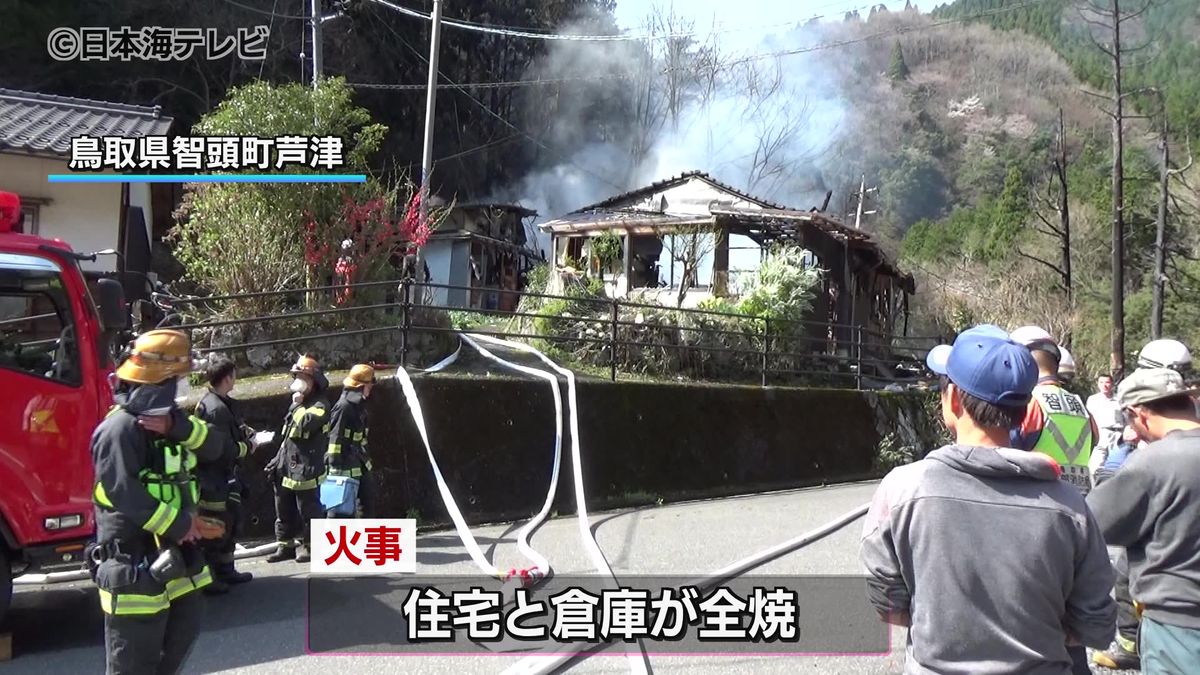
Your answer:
[4,482,1125,674]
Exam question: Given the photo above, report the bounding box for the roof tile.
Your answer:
[0,88,174,156]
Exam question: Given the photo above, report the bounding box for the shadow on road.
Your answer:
[4,568,312,674]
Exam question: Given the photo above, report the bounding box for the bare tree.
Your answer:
[1077,0,1157,380]
[659,224,719,307]
[1148,89,1194,338]
[1026,109,1074,323]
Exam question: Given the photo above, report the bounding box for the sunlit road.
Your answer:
[5,482,952,673]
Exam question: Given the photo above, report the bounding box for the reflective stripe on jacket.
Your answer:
[274,396,330,490]
[326,389,372,475]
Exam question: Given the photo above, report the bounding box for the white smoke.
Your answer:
[496,7,855,258]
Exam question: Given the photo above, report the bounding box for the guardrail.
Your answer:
[165,278,940,389]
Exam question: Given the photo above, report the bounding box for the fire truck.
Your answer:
[0,190,129,623]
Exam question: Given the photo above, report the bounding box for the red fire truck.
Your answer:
[0,190,128,623]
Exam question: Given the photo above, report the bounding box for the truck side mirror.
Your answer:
[96,278,127,332]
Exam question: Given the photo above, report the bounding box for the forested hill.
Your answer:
[933,0,1200,138]
[833,1,1200,379]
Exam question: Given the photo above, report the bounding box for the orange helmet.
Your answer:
[343,364,376,389]
[290,354,321,377]
[116,330,194,384]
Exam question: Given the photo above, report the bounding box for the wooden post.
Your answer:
[761,317,771,387]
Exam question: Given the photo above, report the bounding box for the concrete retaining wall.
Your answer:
[229,376,942,539]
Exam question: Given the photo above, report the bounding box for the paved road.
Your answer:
[4,482,1127,674]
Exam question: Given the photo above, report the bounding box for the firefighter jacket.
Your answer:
[326,389,372,477]
[90,401,235,615]
[271,391,330,491]
[193,389,251,510]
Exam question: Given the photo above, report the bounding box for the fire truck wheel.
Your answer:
[0,546,11,626]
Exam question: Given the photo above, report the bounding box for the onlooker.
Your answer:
[861,325,1116,674]
[1093,339,1193,670]
[1088,368,1200,674]
[1087,374,1124,472]
[1009,326,1099,497]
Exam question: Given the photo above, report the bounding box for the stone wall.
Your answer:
[227,376,943,539]
[193,307,455,373]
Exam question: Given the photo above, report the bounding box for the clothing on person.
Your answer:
[1087,428,1200,632]
[325,388,373,517]
[860,444,1117,675]
[104,591,203,675]
[90,395,234,675]
[1140,615,1200,675]
[193,389,251,583]
[1086,391,1123,471]
[1012,380,1099,494]
[266,370,329,558]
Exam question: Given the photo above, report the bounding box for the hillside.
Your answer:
[807,5,1200,377]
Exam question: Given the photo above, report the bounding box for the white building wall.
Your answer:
[0,153,148,273]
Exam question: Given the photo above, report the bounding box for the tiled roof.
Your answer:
[569,171,789,214]
[0,88,173,156]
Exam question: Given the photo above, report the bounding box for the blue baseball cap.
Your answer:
[925,324,1037,408]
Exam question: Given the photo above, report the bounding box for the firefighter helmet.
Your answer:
[116,329,194,384]
[290,354,321,377]
[1137,339,1192,372]
[343,364,376,389]
[1010,325,1062,360]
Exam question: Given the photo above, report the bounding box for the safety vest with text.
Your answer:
[1032,385,1094,494]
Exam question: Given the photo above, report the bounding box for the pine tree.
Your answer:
[888,40,911,81]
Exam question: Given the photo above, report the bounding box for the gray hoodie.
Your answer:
[860,445,1117,675]
[1087,428,1200,630]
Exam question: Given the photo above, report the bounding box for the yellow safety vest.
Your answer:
[1032,384,1094,494]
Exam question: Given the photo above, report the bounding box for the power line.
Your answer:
[346,0,1056,92]
[367,0,881,42]
[347,74,629,90]
[220,0,309,20]
[371,12,625,191]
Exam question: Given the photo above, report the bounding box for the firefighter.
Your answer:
[265,354,330,563]
[194,355,255,593]
[89,329,233,675]
[325,364,376,518]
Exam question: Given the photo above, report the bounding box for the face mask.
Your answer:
[290,379,308,394]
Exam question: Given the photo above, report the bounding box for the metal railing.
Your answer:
[165,278,939,390]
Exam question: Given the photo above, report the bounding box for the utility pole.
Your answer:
[852,174,878,229]
[416,0,444,286]
[311,0,323,89]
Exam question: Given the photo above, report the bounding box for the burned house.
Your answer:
[423,203,544,310]
[540,171,916,356]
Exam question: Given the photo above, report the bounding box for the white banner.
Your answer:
[310,518,417,575]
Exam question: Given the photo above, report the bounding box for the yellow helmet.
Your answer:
[116,329,194,384]
[343,364,376,389]
[290,354,321,377]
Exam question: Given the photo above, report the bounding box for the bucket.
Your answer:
[320,475,360,516]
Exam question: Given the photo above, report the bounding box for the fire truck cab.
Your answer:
[0,190,127,623]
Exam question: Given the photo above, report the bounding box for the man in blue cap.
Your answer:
[861,325,1116,674]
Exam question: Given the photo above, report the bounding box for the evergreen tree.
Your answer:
[888,40,911,81]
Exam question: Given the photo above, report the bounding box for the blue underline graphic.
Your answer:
[47,174,367,184]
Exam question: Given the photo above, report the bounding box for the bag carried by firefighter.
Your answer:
[320,475,359,516]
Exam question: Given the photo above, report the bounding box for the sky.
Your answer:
[612,0,915,40]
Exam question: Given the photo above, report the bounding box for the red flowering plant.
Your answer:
[302,183,439,306]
